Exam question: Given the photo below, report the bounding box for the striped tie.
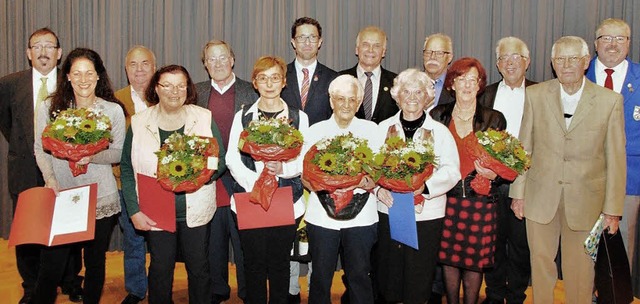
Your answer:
[300,68,310,109]
[363,72,373,120]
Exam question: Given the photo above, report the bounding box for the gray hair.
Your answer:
[495,37,530,59]
[423,33,453,51]
[125,45,156,66]
[328,75,364,102]
[390,68,433,100]
[551,36,589,58]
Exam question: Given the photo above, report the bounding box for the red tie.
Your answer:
[300,68,310,109]
[604,68,614,90]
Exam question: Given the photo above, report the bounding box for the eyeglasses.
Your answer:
[127,61,153,70]
[30,44,57,52]
[454,76,479,85]
[69,71,98,81]
[331,95,358,104]
[498,54,527,62]
[552,56,585,66]
[158,83,188,92]
[294,35,320,43]
[597,35,629,44]
[206,56,230,65]
[255,74,283,84]
[423,50,451,58]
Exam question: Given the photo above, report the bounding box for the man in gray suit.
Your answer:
[195,39,257,304]
[510,36,626,303]
[0,28,81,304]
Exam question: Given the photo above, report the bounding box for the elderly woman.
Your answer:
[33,48,125,304]
[301,75,381,304]
[430,58,506,304]
[120,64,226,304]
[375,68,460,304]
[226,56,309,304]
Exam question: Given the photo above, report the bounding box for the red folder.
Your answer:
[137,173,176,232]
[235,186,295,230]
[8,184,97,247]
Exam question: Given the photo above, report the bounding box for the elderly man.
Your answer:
[423,33,454,109]
[510,36,626,303]
[586,18,640,274]
[114,45,156,304]
[281,17,338,126]
[478,37,535,304]
[0,28,83,304]
[195,39,257,304]
[340,26,397,124]
[302,75,381,304]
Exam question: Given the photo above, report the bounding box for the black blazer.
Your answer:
[340,65,398,124]
[195,77,258,114]
[0,69,49,200]
[429,101,506,134]
[436,86,456,106]
[281,61,338,126]
[477,79,537,109]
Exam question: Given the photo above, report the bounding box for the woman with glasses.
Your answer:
[226,56,309,303]
[32,48,125,304]
[120,64,226,303]
[430,58,506,304]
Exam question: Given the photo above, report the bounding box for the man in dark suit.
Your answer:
[340,26,397,124]
[510,36,626,303]
[423,33,454,109]
[0,28,82,304]
[281,17,338,126]
[478,37,535,304]
[586,19,640,279]
[114,45,156,304]
[195,39,257,304]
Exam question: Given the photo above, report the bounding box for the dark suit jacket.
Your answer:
[195,77,257,114]
[0,69,49,200]
[281,61,338,125]
[477,79,537,109]
[340,65,398,124]
[429,100,507,133]
[436,87,455,106]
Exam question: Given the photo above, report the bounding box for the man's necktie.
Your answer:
[35,77,48,131]
[604,68,614,90]
[300,68,310,109]
[363,72,373,120]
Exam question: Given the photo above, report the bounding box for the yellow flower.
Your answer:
[79,119,96,132]
[403,151,422,168]
[191,157,205,171]
[385,136,405,150]
[384,155,400,168]
[514,147,527,161]
[373,153,386,166]
[169,160,188,177]
[487,129,504,140]
[346,159,362,175]
[257,125,271,133]
[354,145,373,162]
[492,141,506,153]
[318,153,337,172]
[63,126,78,139]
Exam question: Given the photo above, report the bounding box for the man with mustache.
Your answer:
[0,28,82,304]
[586,20,640,283]
[423,33,455,111]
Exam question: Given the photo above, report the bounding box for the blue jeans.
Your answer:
[118,191,148,298]
[307,223,377,304]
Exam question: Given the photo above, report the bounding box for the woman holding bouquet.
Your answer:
[374,68,460,304]
[429,58,506,304]
[226,56,309,304]
[32,48,125,304]
[120,65,226,303]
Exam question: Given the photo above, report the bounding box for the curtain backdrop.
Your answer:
[1,0,639,250]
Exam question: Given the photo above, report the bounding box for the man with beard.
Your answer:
[0,28,82,304]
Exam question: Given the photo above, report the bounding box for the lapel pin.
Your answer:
[628,83,634,93]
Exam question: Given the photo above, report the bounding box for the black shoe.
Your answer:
[428,292,443,304]
[481,298,505,304]
[61,286,83,303]
[121,293,145,304]
[212,293,230,304]
[288,293,301,304]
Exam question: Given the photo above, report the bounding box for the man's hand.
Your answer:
[603,214,621,234]
[511,198,525,220]
[130,212,157,231]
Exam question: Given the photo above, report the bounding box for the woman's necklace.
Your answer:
[453,104,475,122]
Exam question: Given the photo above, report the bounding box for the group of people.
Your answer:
[1,15,638,304]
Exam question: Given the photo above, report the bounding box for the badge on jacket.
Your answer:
[634,105,640,121]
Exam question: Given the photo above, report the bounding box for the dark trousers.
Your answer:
[12,193,82,295]
[147,221,211,304]
[376,213,443,304]
[483,184,530,304]
[30,215,117,304]
[238,222,297,304]
[307,223,377,304]
[209,206,245,300]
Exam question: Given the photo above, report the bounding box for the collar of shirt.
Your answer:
[130,86,149,113]
[211,73,237,94]
[356,64,381,81]
[294,59,318,92]
[498,79,525,91]
[595,58,628,92]
[32,68,57,93]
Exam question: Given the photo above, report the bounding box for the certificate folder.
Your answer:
[9,184,97,247]
[235,186,295,230]
[137,173,176,233]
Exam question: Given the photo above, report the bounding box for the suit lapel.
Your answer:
[307,65,322,102]
[373,69,392,115]
[546,81,568,133]
[287,65,301,104]
[567,81,596,133]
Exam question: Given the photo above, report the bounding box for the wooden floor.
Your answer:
[1,238,639,303]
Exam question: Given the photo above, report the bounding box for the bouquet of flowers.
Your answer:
[467,128,530,195]
[155,132,219,193]
[238,118,304,210]
[41,108,112,176]
[372,134,437,206]
[303,133,374,217]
